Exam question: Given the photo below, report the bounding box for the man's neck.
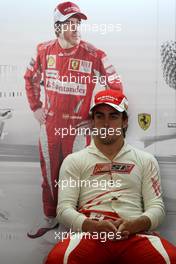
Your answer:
[58,37,74,49]
[94,137,125,161]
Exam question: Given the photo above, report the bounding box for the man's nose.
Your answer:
[71,24,79,32]
[103,117,110,127]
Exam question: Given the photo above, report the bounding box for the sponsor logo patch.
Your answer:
[47,55,56,68]
[45,70,59,78]
[62,114,82,120]
[69,59,92,73]
[69,59,80,71]
[46,78,87,96]
[90,212,104,221]
[92,162,134,176]
[111,163,134,173]
[151,176,161,196]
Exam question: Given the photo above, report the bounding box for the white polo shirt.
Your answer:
[56,140,165,232]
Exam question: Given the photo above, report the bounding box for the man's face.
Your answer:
[91,104,128,145]
[60,17,81,46]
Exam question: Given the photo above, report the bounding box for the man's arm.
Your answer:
[116,215,151,236]
[24,45,47,124]
[115,155,164,236]
[24,45,43,112]
[56,154,87,232]
[97,51,123,91]
[82,215,151,238]
[141,155,165,230]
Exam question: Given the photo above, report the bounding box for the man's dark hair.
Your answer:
[54,22,62,37]
[122,111,128,138]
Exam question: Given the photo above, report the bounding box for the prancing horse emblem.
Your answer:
[138,113,151,130]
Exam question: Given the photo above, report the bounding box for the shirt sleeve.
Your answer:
[56,154,87,232]
[94,51,123,91]
[141,155,165,230]
[24,44,43,111]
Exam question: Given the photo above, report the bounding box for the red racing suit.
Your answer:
[24,39,123,217]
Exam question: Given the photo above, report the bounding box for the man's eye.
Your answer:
[95,114,103,119]
[110,114,119,119]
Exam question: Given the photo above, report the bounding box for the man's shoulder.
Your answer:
[61,147,90,172]
[37,39,57,51]
[127,144,157,163]
[66,147,90,162]
[79,40,105,58]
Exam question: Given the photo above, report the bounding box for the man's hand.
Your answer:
[82,216,151,241]
[117,216,151,236]
[116,219,135,237]
[82,218,126,241]
[34,108,47,124]
[112,219,130,240]
[96,219,123,234]
[82,218,121,233]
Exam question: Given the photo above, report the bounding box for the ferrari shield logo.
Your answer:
[69,59,80,70]
[138,113,151,130]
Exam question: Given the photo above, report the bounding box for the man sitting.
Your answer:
[46,89,176,264]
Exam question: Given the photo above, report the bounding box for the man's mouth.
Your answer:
[72,34,80,38]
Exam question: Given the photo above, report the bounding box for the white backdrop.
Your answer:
[0,0,176,263]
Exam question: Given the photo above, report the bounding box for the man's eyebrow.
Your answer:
[94,111,104,115]
[109,111,120,115]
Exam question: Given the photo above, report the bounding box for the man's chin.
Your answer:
[71,37,80,45]
[99,137,116,145]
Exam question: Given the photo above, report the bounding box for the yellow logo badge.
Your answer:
[138,113,151,130]
[47,55,56,68]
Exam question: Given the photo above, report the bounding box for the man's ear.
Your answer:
[54,22,61,37]
[122,116,128,129]
[88,113,94,129]
[90,118,95,129]
[90,120,95,129]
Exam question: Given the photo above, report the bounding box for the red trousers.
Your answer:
[39,123,90,217]
[45,211,176,264]
[45,233,176,264]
